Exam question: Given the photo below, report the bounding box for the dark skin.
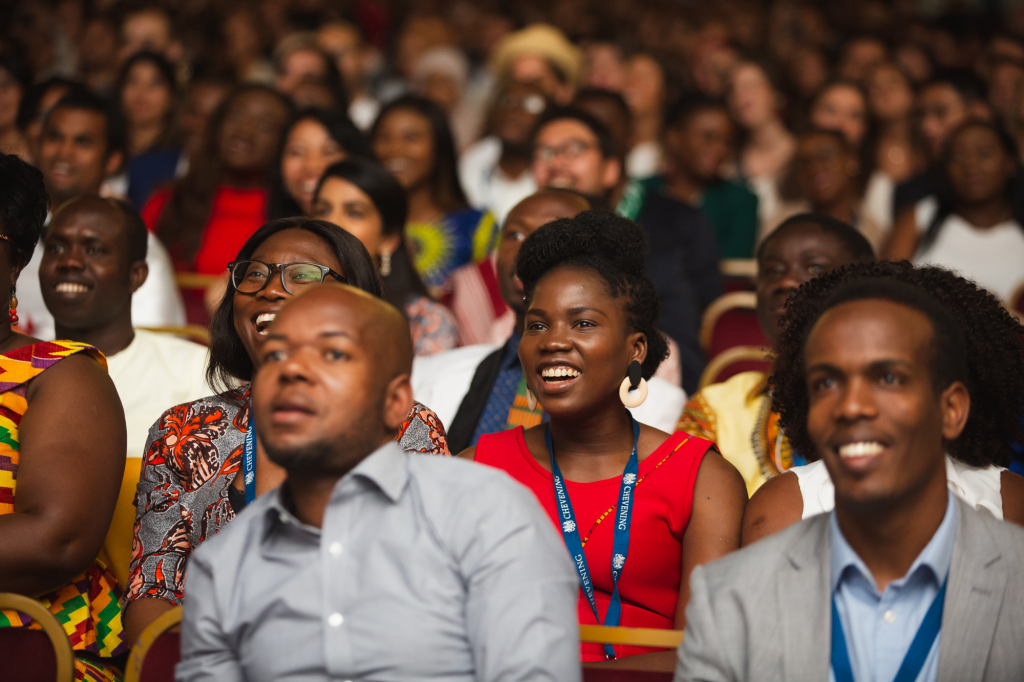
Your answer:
[743,300,1024,547]
[40,197,148,357]
[217,90,291,189]
[254,286,413,529]
[492,82,548,179]
[795,132,861,224]
[459,266,746,667]
[124,227,347,644]
[371,108,444,224]
[38,107,123,207]
[496,190,590,335]
[0,236,126,597]
[663,108,735,206]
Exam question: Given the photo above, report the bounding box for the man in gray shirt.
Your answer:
[176,284,582,682]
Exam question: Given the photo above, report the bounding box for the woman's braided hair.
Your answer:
[514,209,669,380]
[769,260,1024,467]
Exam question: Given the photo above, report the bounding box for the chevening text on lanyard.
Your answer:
[243,412,257,505]
[831,575,949,682]
[545,413,640,660]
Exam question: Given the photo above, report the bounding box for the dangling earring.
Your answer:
[380,250,392,277]
[8,286,17,326]
[527,389,538,411]
[619,359,648,408]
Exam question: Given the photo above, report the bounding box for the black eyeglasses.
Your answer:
[227,260,347,295]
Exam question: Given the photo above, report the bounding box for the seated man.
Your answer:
[412,189,686,452]
[675,276,1024,682]
[177,284,581,682]
[39,196,209,588]
[678,214,874,495]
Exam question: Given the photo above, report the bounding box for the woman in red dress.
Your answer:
[460,209,747,666]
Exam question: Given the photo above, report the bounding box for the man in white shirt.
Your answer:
[23,89,185,339]
[39,196,209,588]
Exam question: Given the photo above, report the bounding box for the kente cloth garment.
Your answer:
[677,371,795,496]
[125,387,450,609]
[469,332,545,446]
[0,341,128,680]
[473,427,710,662]
[404,294,459,356]
[406,207,497,292]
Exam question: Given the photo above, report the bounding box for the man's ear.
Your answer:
[382,373,414,433]
[104,150,124,177]
[129,259,149,294]
[602,157,622,191]
[940,380,971,442]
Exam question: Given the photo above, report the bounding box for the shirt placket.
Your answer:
[322,479,359,677]
[873,582,905,682]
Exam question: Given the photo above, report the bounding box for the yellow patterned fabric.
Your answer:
[0,341,127,679]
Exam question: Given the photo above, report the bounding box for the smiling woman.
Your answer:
[122,217,452,647]
[461,209,747,665]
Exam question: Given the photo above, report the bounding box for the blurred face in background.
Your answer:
[664,107,734,183]
[312,176,399,260]
[492,81,548,149]
[78,17,119,74]
[945,124,1014,206]
[510,55,573,105]
[918,83,968,159]
[623,54,665,119]
[120,10,172,62]
[217,90,290,175]
[372,107,435,191]
[532,118,619,196]
[276,49,328,97]
[583,42,626,92]
[867,63,915,122]
[787,46,830,101]
[988,61,1024,121]
[39,107,120,205]
[811,83,868,147]
[796,131,859,207]
[121,61,173,130]
[0,67,23,132]
[179,82,230,159]
[26,83,72,160]
[729,62,778,130]
[838,38,887,83]
[318,23,364,91]
[281,118,346,215]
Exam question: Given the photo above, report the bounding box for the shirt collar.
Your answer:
[830,490,957,595]
[501,330,523,371]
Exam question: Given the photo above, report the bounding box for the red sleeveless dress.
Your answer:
[474,426,711,661]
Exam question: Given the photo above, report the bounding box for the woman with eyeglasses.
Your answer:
[122,217,451,644]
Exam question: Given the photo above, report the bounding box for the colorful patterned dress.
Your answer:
[125,387,450,608]
[406,207,497,293]
[0,341,127,682]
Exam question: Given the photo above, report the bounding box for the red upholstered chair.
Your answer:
[0,592,75,682]
[700,292,770,362]
[719,259,757,293]
[580,625,681,682]
[125,607,182,682]
[698,346,771,390]
[175,272,223,328]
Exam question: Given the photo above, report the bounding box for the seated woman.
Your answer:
[0,153,128,679]
[123,218,450,644]
[885,120,1024,303]
[312,158,458,355]
[459,210,747,664]
[742,260,1024,547]
[370,95,497,298]
[266,108,371,219]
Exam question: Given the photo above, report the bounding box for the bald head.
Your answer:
[252,284,415,476]
[499,189,591,315]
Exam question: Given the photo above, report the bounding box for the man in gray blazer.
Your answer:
[675,274,1024,682]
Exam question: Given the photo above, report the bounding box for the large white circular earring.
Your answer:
[619,359,648,408]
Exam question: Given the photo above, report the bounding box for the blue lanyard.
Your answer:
[545,414,640,659]
[831,576,948,682]
[242,412,256,505]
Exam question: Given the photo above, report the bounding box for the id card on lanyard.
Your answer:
[546,414,640,659]
[243,411,257,505]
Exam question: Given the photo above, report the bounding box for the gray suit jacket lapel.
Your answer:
[777,515,832,682]
[937,498,1008,682]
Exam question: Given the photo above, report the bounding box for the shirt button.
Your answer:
[328,613,344,627]
[884,610,896,624]
[328,541,343,556]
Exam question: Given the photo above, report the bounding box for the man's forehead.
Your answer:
[508,193,585,225]
[807,299,932,360]
[51,202,123,236]
[539,119,596,142]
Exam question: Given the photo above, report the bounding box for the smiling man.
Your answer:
[39,196,209,587]
[176,284,581,682]
[674,276,1024,682]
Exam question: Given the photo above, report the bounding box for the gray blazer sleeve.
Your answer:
[675,564,736,682]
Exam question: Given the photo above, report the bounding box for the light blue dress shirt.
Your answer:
[828,492,957,682]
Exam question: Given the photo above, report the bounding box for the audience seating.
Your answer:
[580,625,683,681]
[125,606,183,682]
[719,259,757,293]
[0,592,75,682]
[175,273,223,328]
[698,345,770,390]
[699,291,770,360]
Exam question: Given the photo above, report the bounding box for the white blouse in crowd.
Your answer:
[914,196,1024,303]
[791,456,1005,520]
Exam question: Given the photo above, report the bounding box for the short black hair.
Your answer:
[0,152,49,269]
[17,77,79,132]
[46,89,128,160]
[515,208,669,380]
[207,217,383,393]
[769,261,1024,468]
[664,92,729,131]
[532,106,617,160]
[757,213,875,264]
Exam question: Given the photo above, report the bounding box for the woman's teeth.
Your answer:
[838,441,884,459]
[541,366,581,380]
[55,282,89,294]
[255,312,276,335]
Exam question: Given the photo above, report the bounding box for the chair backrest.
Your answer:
[125,607,183,682]
[699,291,769,359]
[579,625,683,649]
[0,592,75,682]
[175,272,224,328]
[698,345,770,390]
